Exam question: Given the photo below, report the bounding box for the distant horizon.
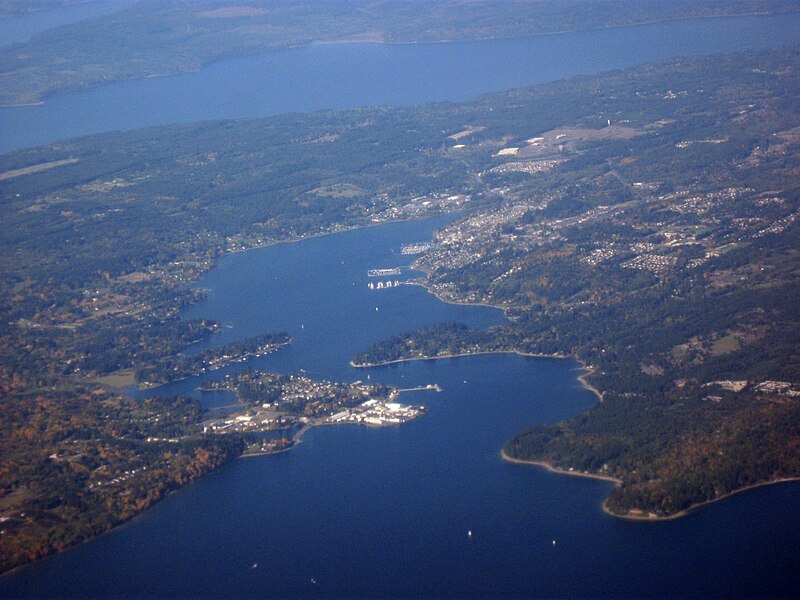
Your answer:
[1,2,799,595]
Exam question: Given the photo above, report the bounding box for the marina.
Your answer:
[397,384,443,393]
[4,10,800,599]
[367,280,403,290]
[367,268,402,277]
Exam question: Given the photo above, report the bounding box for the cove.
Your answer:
[2,217,800,598]
[3,13,800,152]
[2,12,800,598]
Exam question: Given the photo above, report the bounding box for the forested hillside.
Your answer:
[2,45,799,568]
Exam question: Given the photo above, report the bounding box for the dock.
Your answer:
[397,384,442,393]
[367,280,402,290]
[368,268,402,277]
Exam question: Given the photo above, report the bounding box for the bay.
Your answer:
[128,214,507,403]
[3,14,800,152]
[2,217,799,599]
[2,13,800,599]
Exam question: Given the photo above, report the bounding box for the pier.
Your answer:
[368,268,402,277]
[368,280,402,290]
[397,384,442,393]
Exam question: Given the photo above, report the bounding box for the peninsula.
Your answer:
[2,45,799,570]
[202,370,427,455]
[350,49,800,518]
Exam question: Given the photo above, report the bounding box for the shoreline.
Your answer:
[604,476,800,522]
[501,450,621,485]
[4,10,796,108]
[1,200,571,575]
[404,280,513,315]
[221,210,462,258]
[352,350,602,403]
[350,350,603,402]
[3,12,799,579]
[1,414,375,577]
[0,445,241,579]
[238,408,422,459]
[351,349,568,369]
[364,229,800,523]
[316,9,793,49]
[501,449,800,522]
[2,419,330,577]
[404,275,606,405]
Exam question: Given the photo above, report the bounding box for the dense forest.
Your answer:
[135,331,291,385]
[0,390,244,572]
[349,47,800,517]
[353,322,511,366]
[2,45,800,568]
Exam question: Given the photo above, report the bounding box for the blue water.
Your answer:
[127,215,504,404]
[3,13,800,152]
[2,13,800,599]
[2,216,800,599]
[0,0,138,48]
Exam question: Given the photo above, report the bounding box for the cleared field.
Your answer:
[448,126,486,140]
[0,158,79,181]
[93,369,137,388]
[307,183,366,198]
